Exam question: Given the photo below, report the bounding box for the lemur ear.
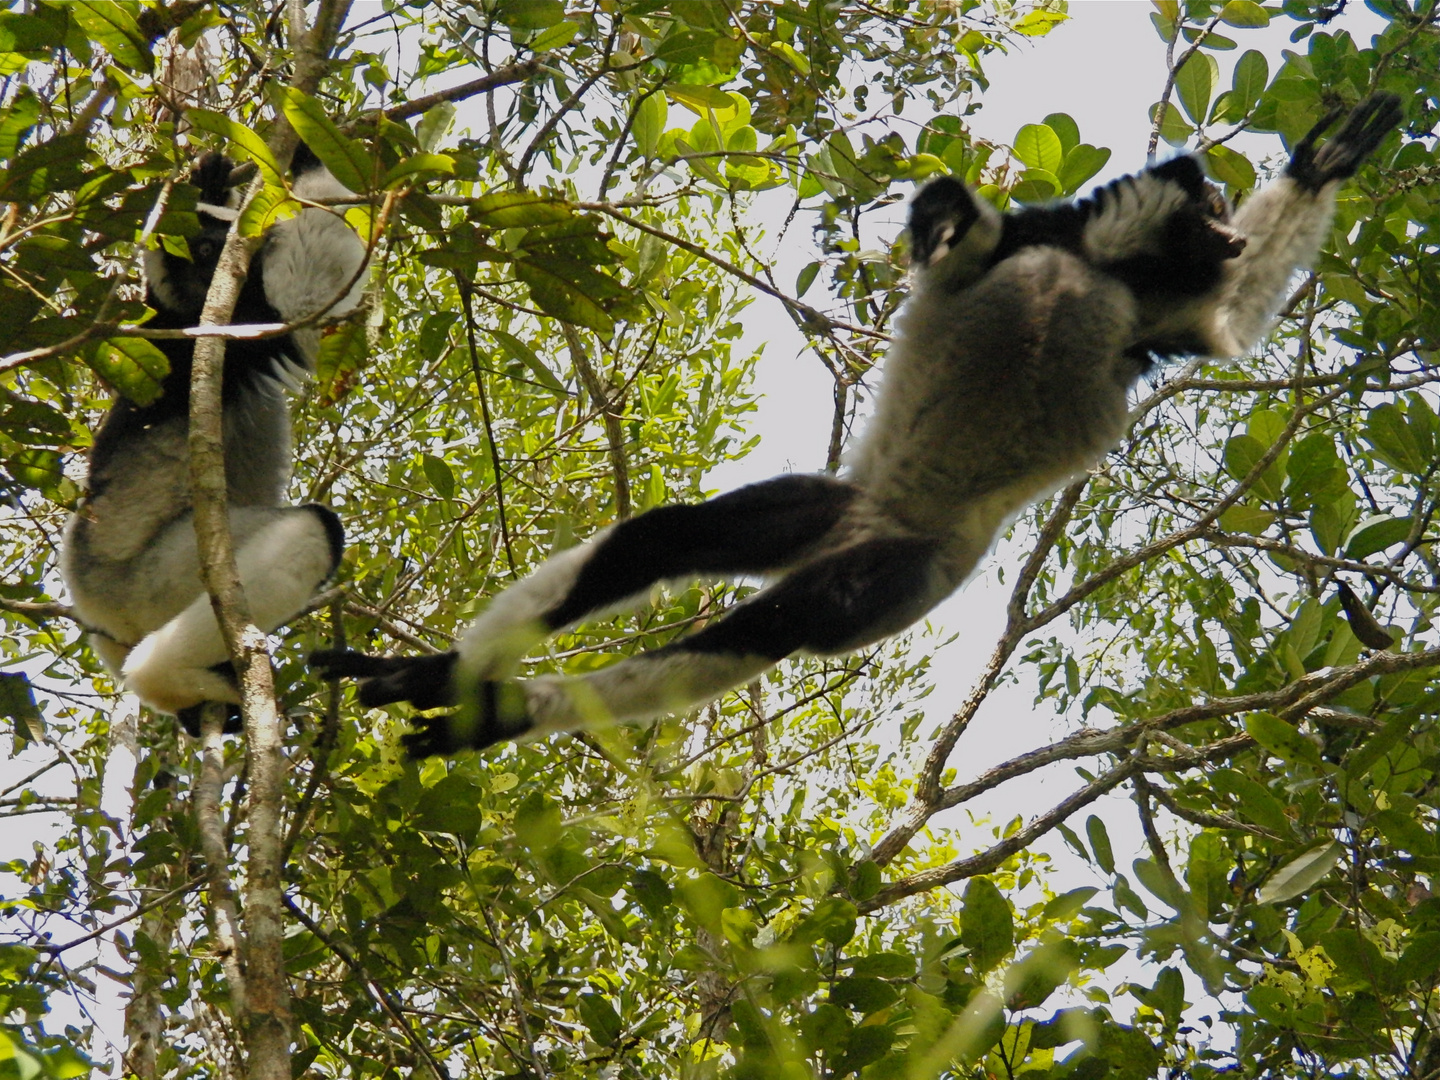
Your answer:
[908,176,981,267]
[1149,155,1211,201]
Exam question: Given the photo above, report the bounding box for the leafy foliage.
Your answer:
[1,1,1439,1078]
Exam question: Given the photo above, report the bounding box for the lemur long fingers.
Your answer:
[1288,93,1404,190]
[400,682,533,758]
[310,649,459,710]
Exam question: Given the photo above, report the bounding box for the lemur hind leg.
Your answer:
[122,505,343,717]
[312,474,859,710]
[401,533,944,757]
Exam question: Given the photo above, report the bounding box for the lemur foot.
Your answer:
[1288,92,1404,190]
[399,681,534,758]
[310,648,459,710]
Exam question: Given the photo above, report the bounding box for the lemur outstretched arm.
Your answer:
[1208,93,1404,357]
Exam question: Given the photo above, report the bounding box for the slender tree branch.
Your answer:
[372,56,546,123]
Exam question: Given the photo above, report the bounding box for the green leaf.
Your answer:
[1086,814,1115,876]
[1245,711,1322,768]
[0,86,40,161]
[1132,857,1184,912]
[69,1,152,73]
[496,0,565,30]
[1012,9,1067,36]
[1012,123,1064,174]
[1344,515,1413,559]
[1005,941,1082,1009]
[92,337,170,405]
[1210,768,1290,832]
[471,190,573,227]
[666,84,735,112]
[1342,711,1417,781]
[1205,144,1256,189]
[833,1025,895,1073]
[1041,112,1080,156]
[1114,874,1149,920]
[489,328,566,394]
[1363,402,1426,473]
[848,951,913,978]
[0,671,42,748]
[795,261,820,298]
[1284,433,1347,508]
[1174,52,1219,126]
[422,453,455,499]
[1043,887,1099,922]
[1319,928,1394,991]
[1151,101,1195,147]
[577,994,622,1045]
[1256,840,1342,904]
[1010,170,1059,203]
[382,153,455,188]
[830,976,899,1014]
[629,868,672,918]
[850,859,882,901]
[185,109,284,187]
[415,101,456,152]
[633,92,668,158]
[528,18,579,51]
[961,877,1014,973]
[277,87,371,193]
[1222,433,1282,500]
[1372,808,1435,857]
[1231,49,1269,112]
[1219,500,1275,534]
[1398,932,1440,985]
[1220,0,1270,26]
[800,1003,850,1053]
[1142,966,1187,1025]
[515,257,618,334]
[513,792,562,850]
[1057,144,1111,194]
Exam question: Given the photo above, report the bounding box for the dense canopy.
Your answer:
[1,1,1439,1078]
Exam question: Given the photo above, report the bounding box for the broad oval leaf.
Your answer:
[633,91,667,158]
[1205,144,1256,190]
[1174,52,1219,126]
[1058,144,1111,194]
[1344,515,1413,560]
[92,337,170,405]
[1220,0,1270,27]
[496,0,565,30]
[69,1,153,74]
[1245,711,1323,769]
[961,877,1014,973]
[1012,123,1064,174]
[382,153,456,188]
[1041,112,1080,155]
[1151,101,1195,147]
[1231,49,1269,111]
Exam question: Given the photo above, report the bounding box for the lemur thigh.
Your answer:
[409,535,944,754]
[314,474,857,703]
[122,506,342,713]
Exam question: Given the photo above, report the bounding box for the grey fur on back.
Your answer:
[847,246,1140,582]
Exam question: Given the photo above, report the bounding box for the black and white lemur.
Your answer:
[313,94,1403,757]
[63,145,367,734]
